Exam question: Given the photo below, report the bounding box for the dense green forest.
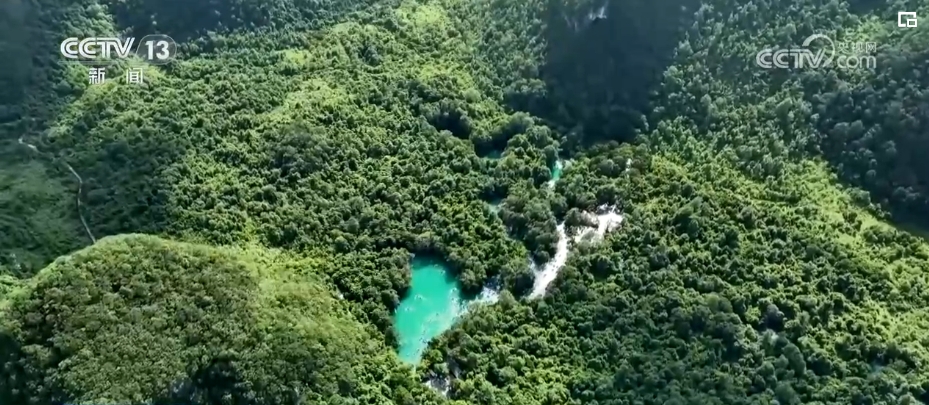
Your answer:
[1,0,928,403]
[1,235,446,405]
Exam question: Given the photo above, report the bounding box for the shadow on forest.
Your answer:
[101,0,385,43]
[845,0,885,15]
[39,119,184,246]
[0,1,32,126]
[0,0,73,137]
[151,357,262,405]
[0,144,90,277]
[807,42,929,232]
[0,328,67,404]
[104,0,265,42]
[0,1,182,275]
[75,148,176,240]
[518,0,698,150]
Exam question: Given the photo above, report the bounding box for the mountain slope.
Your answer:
[0,234,447,405]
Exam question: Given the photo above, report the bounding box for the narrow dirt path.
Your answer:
[18,134,96,244]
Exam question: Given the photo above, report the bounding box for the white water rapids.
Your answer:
[427,204,623,394]
[528,205,623,298]
[529,159,627,298]
[545,159,564,188]
[428,158,626,387]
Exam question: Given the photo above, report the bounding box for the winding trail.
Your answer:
[18,135,96,244]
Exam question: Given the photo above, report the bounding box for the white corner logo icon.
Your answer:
[898,12,917,27]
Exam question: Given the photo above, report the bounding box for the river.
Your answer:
[394,159,624,365]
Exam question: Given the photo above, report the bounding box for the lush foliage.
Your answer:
[1,0,928,403]
[418,0,929,404]
[0,146,87,277]
[0,234,447,405]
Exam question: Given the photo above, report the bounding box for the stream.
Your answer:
[529,205,623,298]
[395,159,624,367]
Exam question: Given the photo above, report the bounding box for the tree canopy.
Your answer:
[0,234,448,405]
[1,0,928,403]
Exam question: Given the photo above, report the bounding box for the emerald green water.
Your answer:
[487,198,503,213]
[395,256,465,364]
[552,160,564,182]
[483,149,503,160]
[394,162,562,364]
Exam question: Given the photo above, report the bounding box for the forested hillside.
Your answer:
[422,0,929,404]
[0,235,446,404]
[1,0,928,403]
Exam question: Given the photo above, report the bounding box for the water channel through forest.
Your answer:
[393,159,575,364]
